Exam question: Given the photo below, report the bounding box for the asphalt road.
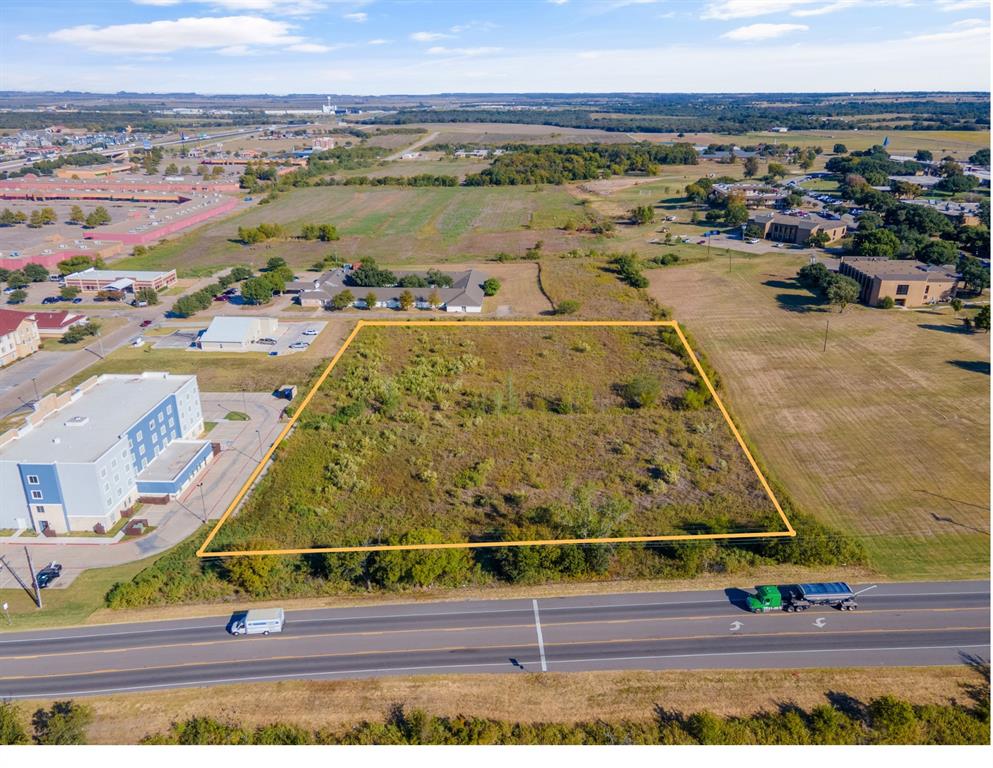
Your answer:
[0,581,987,698]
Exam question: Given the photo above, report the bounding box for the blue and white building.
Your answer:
[0,372,212,534]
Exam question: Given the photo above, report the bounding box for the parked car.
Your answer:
[257,337,277,345]
[35,562,62,589]
[288,341,309,350]
[41,296,61,304]
[214,294,229,302]
[140,319,152,328]
[302,328,318,336]
[71,297,83,304]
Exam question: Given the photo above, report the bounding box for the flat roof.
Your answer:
[137,439,211,483]
[0,373,196,464]
[65,267,176,281]
[842,258,958,282]
[201,315,275,343]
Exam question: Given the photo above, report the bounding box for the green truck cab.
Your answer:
[746,582,859,613]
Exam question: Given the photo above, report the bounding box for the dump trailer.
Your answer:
[747,582,858,613]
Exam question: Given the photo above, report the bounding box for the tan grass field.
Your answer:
[13,666,979,743]
[647,254,990,579]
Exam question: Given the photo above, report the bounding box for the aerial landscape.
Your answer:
[0,0,990,757]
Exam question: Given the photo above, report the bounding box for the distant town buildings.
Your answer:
[0,372,211,535]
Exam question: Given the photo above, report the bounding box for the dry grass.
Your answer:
[647,254,991,579]
[14,666,978,743]
[540,258,651,319]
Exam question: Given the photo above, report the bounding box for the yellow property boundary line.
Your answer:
[197,320,795,558]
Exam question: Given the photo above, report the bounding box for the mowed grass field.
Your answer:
[647,254,990,579]
[630,129,991,159]
[211,324,785,552]
[116,185,588,274]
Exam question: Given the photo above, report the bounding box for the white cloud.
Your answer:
[133,0,327,15]
[791,1,860,16]
[703,0,816,19]
[426,46,502,56]
[449,21,497,33]
[547,0,569,5]
[907,22,990,42]
[46,15,325,55]
[344,12,367,22]
[286,42,333,52]
[410,31,453,42]
[936,0,989,10]
[367,38,389,45]
[722,22,809,40]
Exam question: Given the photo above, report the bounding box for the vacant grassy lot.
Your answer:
[114,185,589,273]
[211,324,782,552]
[629,129,991,159]
[56,320,352,394]
[648,254,990,579]
[14,666,979,744]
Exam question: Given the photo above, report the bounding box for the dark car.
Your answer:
[71,297,83,304]
[41,296,60,304]
[35,562,62,589]
[140,320,153,328]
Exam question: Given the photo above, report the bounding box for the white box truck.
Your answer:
[230,607,285,636]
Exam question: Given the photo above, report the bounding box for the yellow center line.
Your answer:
[0,625,986,681]
[1,606,987,661]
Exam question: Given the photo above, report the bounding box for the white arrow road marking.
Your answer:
[729,621,743,631]
[813,617,826,628]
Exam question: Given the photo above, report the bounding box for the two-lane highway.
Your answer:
[0,581,987,698]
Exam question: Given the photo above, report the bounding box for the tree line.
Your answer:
[463,143,699,186]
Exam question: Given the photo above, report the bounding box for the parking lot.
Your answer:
[152,320,327,355]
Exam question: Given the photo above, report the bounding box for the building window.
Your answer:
[26,474,39,485]
[149,420,155,429]
[924,284,930,294]
[896,284,910,296]
[101,467,107,477]
[167,404,173,414]
[151,432,158,443]
[36,506,44,515]
[136,432,143,442]
[158,412,164,423]
[139,444,146,456]
[30,490,43,500]
[111,458,117,468]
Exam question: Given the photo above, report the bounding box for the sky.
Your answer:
[1,0,990,94]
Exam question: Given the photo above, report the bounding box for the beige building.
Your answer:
[749,212,847,245]
[838,258,958,307]
[0,309,40,367]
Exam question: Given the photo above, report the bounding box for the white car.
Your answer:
[288,341,309,350]
[302,328,319,336]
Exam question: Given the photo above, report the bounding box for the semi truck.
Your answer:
[746,582,860,613]
[230,607,285,635]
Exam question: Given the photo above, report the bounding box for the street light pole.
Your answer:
[31,377,39,401]
[255,429,263,458]
[197,481,207,522]
[823,318,830,353]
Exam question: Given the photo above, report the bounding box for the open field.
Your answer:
[12,665,980,744]
[647,254,990,580]
[337,154,491,180]
[405,121,632,146]
[55,319,352,393]
[629,129,991,159]
[209,323,784,553]
[113,185,589,273]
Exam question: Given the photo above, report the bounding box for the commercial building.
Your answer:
[0,372,211,534]
[63,266,177,293]
[0,309,40,367]
[199,316,279,351]
[20,309,86,338]
[837,257,958,307]
[291,267,486,313]
[748,211,847,245]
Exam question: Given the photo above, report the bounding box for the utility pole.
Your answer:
[198,481,207,522]
[24,547,41,609]
[822,318,830,353]
[0,554,39,608]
